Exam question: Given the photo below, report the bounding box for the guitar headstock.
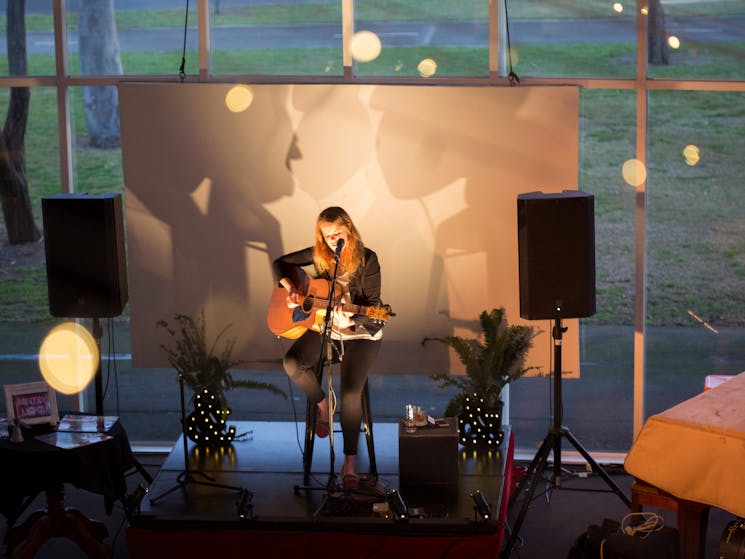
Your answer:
[365,304,395,323]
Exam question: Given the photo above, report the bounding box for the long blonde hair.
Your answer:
[313,206,365,277]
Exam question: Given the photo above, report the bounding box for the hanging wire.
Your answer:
[101,317,121,416]
[178,0,190,82]
[503,0,520,86]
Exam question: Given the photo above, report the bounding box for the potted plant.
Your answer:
[157,311,286,445]
[424,307,538,448]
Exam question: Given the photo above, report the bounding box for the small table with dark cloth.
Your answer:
[0,418,137,559]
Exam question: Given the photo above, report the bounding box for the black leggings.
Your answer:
[283,331,381,456]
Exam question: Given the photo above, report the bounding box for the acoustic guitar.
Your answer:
[267,269,394,339]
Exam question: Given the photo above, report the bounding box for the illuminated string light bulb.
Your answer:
[417,58,437,78]
[668,35,681,49]
[683,144,700,166]
[613,3,623,13]
[185,386,236,446]
[225,85,254,113]
[621,158,647,187]
[457,394,504,449]
[39,322,99,395]
[351,30,382,62]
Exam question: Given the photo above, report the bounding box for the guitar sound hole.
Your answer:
[302,297,314,313]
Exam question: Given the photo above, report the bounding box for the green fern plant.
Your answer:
[425,307,538,416]
[156,311,286,408]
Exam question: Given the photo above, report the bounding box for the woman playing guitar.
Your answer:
[271,206,390,491]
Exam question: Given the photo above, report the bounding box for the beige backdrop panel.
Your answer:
[119,83,581,377]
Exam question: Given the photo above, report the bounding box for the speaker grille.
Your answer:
[517,191,596,320]
[42,193,128,318]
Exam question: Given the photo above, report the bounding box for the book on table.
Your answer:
[36,430,113,449]
[56,414,119,433]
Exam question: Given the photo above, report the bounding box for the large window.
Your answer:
[354,0,490,77]
[510,89,637,453]
[68,85,124,192]
[0,85,59,319]
[507,0,636,78]
[210,0,343,76]
[1,1,744,450]
[0,1,56,77]
[67,2,197,76]
[646,90,745,413]
[647,2,745,80]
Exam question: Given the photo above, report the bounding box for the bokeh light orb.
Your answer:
[225,85,254,113]
[39,322,99,395]
[640,6,649,15]
[613,3,624,13]
[622,158,647,187]
[668,35,681,49]
[417,58,438,78]
[351,30,382,63]
[683,144,700,166]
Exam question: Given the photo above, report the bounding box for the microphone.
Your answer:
[334,238,345,259]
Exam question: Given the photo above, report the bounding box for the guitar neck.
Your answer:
[303,296,366,316]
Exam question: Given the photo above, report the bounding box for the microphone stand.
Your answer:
[294,241,351,510]
[316,241,344,494]
[295,241,346,511]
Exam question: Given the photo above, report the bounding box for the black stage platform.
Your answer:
[126,421,512,559]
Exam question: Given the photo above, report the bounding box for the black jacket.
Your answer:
[272,246,385,336]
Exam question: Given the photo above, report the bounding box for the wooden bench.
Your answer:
[630,478,710,559]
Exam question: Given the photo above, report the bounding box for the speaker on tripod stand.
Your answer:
[42,192,128,416]
[42,192,152,486]
[501,190,630,558]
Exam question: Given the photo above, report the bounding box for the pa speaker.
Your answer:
[517,190,595,320]
[42,193,128,318]
[399,417,458,491]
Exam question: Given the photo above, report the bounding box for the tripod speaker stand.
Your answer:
[504,191,631,557]
[500,318,630,558]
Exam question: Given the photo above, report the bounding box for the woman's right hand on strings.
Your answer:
[280,278,301,308]
[286,289,301,309]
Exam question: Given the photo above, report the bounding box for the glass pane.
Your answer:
[92,362,463,441]
[510,89,637,453]
[0,0,56,76]
[647,2,745,80]
[0,85,60,413]
[0,86,59,320]
[68,2,198,76]
[508,0,636,78]
[646,91,745,416]
[209,0,343,76]
[354,0,489,77]
[68,85,124,192]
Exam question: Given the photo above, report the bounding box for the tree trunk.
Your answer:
[78,0,122,148]
[0,0,41,245]
[648,0,670,65]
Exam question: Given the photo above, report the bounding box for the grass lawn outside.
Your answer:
[0,4,743,327]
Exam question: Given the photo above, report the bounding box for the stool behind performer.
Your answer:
[271,206,389,491]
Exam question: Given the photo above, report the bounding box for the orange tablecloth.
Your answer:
[625,371,745,517]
